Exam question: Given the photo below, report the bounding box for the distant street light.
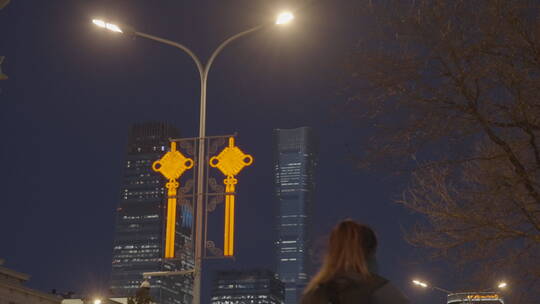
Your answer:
[412,280,428,288]
[92,11,295,304]
[413,278,509,295]
[93,299,102,304]
[477,281,510,293]
[412,279,453,294]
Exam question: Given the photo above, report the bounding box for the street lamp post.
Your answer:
[478,281,508,293]
[92,12,294,304]
[412,279,508,304]
[412,279,453,294]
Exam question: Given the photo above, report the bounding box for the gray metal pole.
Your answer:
[133,30,209,304]
[193,63,206,304]
[193,25,263,304]
[432,286,453,294]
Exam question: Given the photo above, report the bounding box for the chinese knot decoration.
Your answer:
[210,137,253,256]
[152,141,194,259]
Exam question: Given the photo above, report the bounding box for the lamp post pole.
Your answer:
[93,12,294,303]
[132,25,263,304]
[412,280,453,294]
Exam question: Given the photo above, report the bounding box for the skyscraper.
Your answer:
[273,127,318,304]
[211,269,284,304]
[110,122,194,304]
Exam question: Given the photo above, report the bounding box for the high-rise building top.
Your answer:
[126,122,179,154]
[273,127,318,304]
[110,122,193,304]
[211,269,284,304]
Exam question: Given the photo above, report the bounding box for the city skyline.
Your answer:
[0,1,467,304]
[111,124,320,304]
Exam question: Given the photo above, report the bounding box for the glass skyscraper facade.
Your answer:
[211,269,284,304]
[273,127,318,304]
[110,122,194,304]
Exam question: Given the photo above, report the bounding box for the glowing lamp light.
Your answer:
[276,12,294,25]
[92,19,123,33]
[106,23,123,33]
[92,19,106,28]
[498,282,507,289]
[93,299,102,304]
[413,280,429,288]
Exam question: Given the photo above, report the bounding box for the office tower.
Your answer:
[273,127,318,304]
[211,269,284,304]
[110,122,194,304]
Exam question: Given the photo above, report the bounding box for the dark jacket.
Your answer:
[301,273,409,304]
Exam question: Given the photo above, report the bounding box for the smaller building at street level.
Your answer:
[447,292,504,304]
[211,269,284,304]
[0,258,61,304]
[62,298,127,304]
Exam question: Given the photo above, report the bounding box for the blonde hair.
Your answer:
[305,220,377,294]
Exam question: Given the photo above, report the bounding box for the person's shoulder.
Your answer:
[301,285,329,304]
[371,281,410,304]
[339,273,388,291]
[368,274,389,288]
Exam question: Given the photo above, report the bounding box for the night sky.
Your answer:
[2,1,446,303]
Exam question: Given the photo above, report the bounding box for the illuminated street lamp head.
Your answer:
[92,19,106,27]
[276,11,294,25]
[497,282,508,289]
[93,299,102,304]
[412,280,429,288]
[92,19,123,33]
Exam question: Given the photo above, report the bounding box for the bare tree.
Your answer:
[1,1,10,81]
[0,0,10,10]
[344,0,540,300]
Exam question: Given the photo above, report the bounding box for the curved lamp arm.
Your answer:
[134,31,205,82]
[203,24,264,76]
[196,24,265,141]
[432,286,453,294]
[131,24,265,82]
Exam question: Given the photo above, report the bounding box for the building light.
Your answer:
[467,294,500,300]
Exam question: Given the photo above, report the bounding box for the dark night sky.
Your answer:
[1,1,448,303]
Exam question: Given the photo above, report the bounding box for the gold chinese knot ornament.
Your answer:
[152,141,194,259]
[210,137,253,256]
